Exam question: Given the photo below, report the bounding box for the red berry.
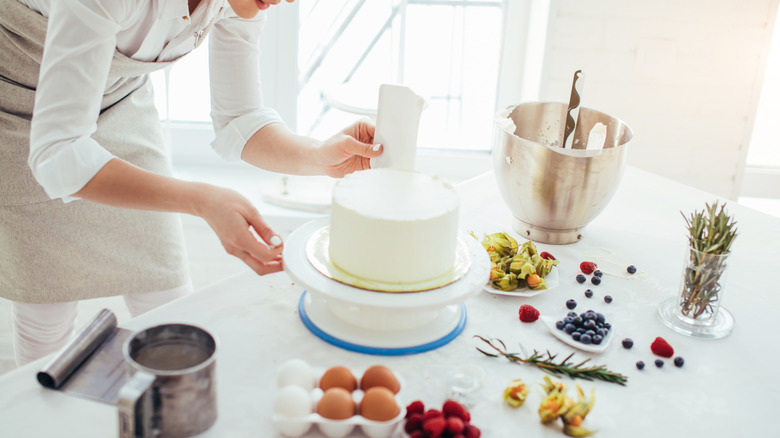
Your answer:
[406,400,425,418]
[464,424,482,438]
[446,416,465,433]
[650,337,675,358]
[409,431,425,438]
[442,400,470,422]
[579,261,597,274]
[540,251,556,260]
[422,416,447,438]
[423,409,443,421]
[518,304,540,323]
[405,413,424,433]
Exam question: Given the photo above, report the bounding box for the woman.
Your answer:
[0,0,382,365]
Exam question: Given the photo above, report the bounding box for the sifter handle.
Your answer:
[118,371,156,438]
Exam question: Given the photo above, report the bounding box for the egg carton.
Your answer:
[273,400,404,438]
[273,360,405,438]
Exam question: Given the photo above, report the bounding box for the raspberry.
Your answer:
[422,416,447,438]
[464,424,482,438]
[540,251,556,260]
[409,431,425,438]
[579,261,597,274]
[406,400,425,418]
[650,337,675,358]
[423,409,443,422]
[446,416,465,433]
[518,304,540,323]
[442,400,470,423]
[404,413,424,433]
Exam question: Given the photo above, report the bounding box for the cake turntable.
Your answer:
[283,217,491,355]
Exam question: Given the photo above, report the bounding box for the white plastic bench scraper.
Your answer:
[370,84,426,170]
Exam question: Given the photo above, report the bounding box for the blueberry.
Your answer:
[555,320,565,330]
[593,270,603,277]
[572,332,581,341]
[576,274,586,284]
[604,322,612,330]
[573,316,584,326]
[591,276,602,285]
[575,328,586,334]
[596,328,607,337]
[627,265,637,274]
[581,312,594,320]
[566,299,577,310]
[655,359,664,368]
[592,334,603,345]
[564,316,575,324]
[567,311,578,318]
[622,338,634,349]
[596,313,606,324]
[636,361,645,370]
[580,334,592,344]
[584,320,597,330]
[584,289,593,298]
[564,323,577,334]
[604,295,613,304]
[674,357,685,368]
[585,330,595,337]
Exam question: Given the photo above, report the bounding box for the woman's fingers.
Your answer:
[239,251,284,276]
[246,208,284,249]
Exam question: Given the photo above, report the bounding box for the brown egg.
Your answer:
[359,387,400,421]
[317,387,356,420]
[360,365,400,394]
[319,366,357,391]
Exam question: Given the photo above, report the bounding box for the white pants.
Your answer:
[11,282,193,366]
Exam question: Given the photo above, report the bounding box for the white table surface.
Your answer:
[1,166,778,437]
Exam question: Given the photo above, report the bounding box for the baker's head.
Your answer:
[228,0,295,19]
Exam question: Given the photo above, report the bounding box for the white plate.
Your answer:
[541,313,613,354]
[482,266,559,297]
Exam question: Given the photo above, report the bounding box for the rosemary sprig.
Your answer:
[473,335,628,386]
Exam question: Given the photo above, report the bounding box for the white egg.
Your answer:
[277,359,316,391]
[274,385,313,418]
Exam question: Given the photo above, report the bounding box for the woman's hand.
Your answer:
[316,119,383,178]
[195,185,284,276]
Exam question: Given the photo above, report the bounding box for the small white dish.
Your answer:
[483,266,559,297]
[540,313,613,354]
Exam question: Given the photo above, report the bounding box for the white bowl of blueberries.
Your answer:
[542,308,613,353]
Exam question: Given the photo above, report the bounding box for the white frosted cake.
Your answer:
[328,168,460,285]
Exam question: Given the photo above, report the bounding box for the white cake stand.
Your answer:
[283,217,491,355]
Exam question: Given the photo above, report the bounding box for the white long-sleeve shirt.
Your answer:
[21,0,284,202]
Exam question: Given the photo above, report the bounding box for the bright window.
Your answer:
[297,0,505,151]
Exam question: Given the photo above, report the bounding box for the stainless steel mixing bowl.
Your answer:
[492,102,633,244]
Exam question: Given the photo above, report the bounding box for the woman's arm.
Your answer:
[240,120,382,177]
[74,159,283,275]
[208,11,382,178]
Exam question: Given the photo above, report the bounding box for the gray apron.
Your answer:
[0,0,217,303]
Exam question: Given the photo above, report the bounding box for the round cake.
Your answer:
[328,168,460,285]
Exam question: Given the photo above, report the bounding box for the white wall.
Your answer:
[535,0,778,199]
